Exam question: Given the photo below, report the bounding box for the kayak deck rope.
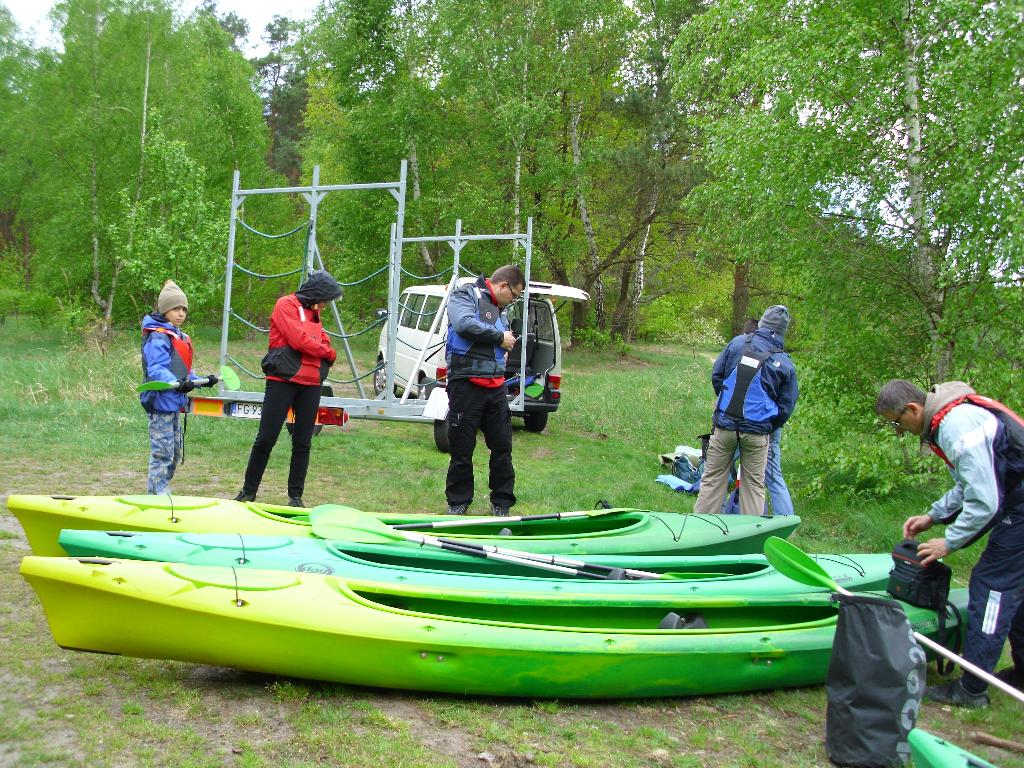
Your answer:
[813,554,865,578]
[166,494,178,524]
[230,567,246,608]
[648,513,729,542]
[236,533,249,565]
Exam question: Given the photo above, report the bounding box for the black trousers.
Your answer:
[445,379,516,508]
[241,379,321,499]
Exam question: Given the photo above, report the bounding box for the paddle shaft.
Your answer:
[402,531,607,579]
[463,542,663,580]
[831,583,1024,705]
[393,510,598,530]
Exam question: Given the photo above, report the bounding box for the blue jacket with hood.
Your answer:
[139,313,197,414]
[710,327,798,434]
[445,276,511,381]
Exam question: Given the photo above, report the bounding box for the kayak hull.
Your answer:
[58,528,894,597]
[907,729,998,768]
[22,556,966,700]
[7,494,800,557]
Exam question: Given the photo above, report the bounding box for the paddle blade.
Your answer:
[308,504,404,544]
[220,365,241,391]
[136,380,177,392]
[763,536,842,593]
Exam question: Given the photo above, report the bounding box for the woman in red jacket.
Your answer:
[235,270,342,507]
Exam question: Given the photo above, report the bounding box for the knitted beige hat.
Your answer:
[157,280,188,314]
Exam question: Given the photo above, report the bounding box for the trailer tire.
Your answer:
[433,419,450,453]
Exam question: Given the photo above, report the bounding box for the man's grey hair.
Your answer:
[875,379,927,415]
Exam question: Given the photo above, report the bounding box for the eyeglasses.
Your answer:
[506,283,523,301]
[887,405,910,430]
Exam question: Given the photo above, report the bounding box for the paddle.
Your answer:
[309,506,609,578]
[390,507,628,530]
[763,536,1024,705]
[137,365,242,393]
[310,505,677,581]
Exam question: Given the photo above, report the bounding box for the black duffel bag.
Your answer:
[825,592,926,767]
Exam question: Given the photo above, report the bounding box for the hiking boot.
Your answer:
[234,491,256,502]
[924,679,989,709]
[490,504,511,517]
[995,666,1024,689]
[287,496,304,508]
[447,503,469,515]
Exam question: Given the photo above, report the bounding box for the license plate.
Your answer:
[231,402,263,419]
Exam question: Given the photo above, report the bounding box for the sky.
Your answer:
[3,0,323,55]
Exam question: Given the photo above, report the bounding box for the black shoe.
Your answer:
[994,666,1024,689]
[490,504,511,517]
[287,496,304,508]
[234,491,256,502]
[447,503,469,515]
[924,679,989,709]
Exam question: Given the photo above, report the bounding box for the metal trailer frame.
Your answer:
[394,217,534,415]
[195,163,534,427]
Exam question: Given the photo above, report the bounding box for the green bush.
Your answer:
[571,327,631,355]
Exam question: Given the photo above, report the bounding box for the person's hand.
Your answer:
[177,378,196,393]
[902,513,934,539]
[917,537,950,566]
[500,331,517,351]
[201,374,218,388]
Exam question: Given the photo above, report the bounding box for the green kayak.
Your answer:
[7,493,800,557]
[907,729,998,768]
[57,528,895,597]
[22,556,967,699]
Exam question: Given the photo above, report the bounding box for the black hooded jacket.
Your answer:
[295,270,343,308]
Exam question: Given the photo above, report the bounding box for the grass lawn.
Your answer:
[0,317,1020,767]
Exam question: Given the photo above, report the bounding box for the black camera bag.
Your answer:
[886,539,951,611]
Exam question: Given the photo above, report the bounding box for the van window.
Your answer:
[508,299,554,342]
[400,292,425,329]
[419,295,442,331]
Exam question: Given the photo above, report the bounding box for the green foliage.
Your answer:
[109,123,227,318]
[637,292,728,347]
[6,0,271,326]
[671,0,1024,493]
[570,327,630,355]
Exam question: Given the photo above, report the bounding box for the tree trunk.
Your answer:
[624,186,657,340]
[88,5,107,319]
[89,157,107,316]
[407,138,435,273]
[902,2,948,381]
[569,100,604,328]
[731,259,751,337]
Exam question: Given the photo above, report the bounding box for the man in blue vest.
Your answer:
[693,305,799,516]
[877,379,1024,708]
[444,265,526,516]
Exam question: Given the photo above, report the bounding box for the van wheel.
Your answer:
[287,384,332,438]
[373,358,387,395]
[523,411,548,433]
[433,419,450,453]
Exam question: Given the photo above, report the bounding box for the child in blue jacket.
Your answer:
[140,280,215,495]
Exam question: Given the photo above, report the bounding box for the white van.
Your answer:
[375,278,589,450]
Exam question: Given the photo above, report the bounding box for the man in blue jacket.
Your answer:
[443,265,525,516]
[693,305,799,516]
[878,379,1024,708]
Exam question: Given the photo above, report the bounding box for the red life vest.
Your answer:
[143,326,194,380]
[928,394,1024,469]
